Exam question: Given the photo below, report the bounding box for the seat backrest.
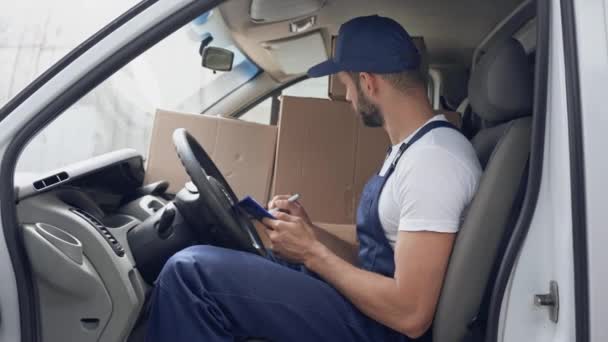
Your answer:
[433,38,534,341]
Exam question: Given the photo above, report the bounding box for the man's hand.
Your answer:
[267,195,358,264]
[262,212,324,264]
[268,195,312,225]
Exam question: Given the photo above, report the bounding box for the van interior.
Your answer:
[12,0,539,341]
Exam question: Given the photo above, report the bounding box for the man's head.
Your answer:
[338,70,425,127]
[307,15,426,127]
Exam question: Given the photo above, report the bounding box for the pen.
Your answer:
[287,193,300,203]
[269,193,301,215]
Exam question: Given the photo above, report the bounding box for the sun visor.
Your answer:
[262,32,328,75]
[250,0,325,23]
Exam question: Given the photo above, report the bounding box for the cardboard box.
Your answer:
[327,36,429,101]
[314,222,359,264]
[272,96,390,224]
[353,120,393,213]
[145,104,460,226]
[145,109,277,203]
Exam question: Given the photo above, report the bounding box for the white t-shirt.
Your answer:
[377,115,482,248]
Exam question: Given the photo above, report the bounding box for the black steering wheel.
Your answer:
[172,128,266,256]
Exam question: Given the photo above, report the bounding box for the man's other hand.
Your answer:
[262,212,324,264]
[268,194,312,225]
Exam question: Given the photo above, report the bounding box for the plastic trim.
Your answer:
[472,0,536,69]
[560,0,589,340]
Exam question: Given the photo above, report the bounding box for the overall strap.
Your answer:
[386,120,459,176]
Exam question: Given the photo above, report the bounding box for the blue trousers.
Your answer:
[145,245,412,342]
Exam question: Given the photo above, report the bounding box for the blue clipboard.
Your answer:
[236,196,276,220]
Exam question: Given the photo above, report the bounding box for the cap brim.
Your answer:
[307,59,343,77]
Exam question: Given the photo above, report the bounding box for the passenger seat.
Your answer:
[433,37,534,341]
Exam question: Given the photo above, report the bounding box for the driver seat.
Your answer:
[243,39,534,342]
[242,39,533,342]
[433,38,533,341]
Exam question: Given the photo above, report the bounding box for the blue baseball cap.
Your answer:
[307,15,420,77]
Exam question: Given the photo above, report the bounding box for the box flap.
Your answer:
[145,109,277,203]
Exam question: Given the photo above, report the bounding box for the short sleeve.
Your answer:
[393,146,479,233]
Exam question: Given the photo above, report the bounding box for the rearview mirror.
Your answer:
[202,47,234,72]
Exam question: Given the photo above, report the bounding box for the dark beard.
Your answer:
[360,108,384,127]
[356,82,384,127]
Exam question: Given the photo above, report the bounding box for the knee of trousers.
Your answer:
[157,245,235,292]
[158,245,259,291]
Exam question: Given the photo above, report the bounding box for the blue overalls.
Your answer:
[145,120,457,342]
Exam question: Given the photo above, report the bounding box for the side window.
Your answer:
[239,97,275,125]
[282,77,329,99]
[239,77,329,125]
[15,12,258,174]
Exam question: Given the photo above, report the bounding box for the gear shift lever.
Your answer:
[157,206,176,239]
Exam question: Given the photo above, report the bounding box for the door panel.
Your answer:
[497,2,577,341]
[23,223,112,342]
[573,0,608,340]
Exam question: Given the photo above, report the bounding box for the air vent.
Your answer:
[70,208,125,257]
[33,171,70,190]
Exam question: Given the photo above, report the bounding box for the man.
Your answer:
[146,15,481,342]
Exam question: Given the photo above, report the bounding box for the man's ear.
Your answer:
[359,72,380,98]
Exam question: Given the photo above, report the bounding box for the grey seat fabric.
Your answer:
[433,38,533,342]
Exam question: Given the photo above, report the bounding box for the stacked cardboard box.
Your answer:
[144,96,460,262]
[272,96,390,224]
[145,96,390,224]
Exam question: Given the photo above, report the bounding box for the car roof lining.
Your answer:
[218,0,526,82]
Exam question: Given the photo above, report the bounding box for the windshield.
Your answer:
[0,0,140,106]
[13,7,259,174]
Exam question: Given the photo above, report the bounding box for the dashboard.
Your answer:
[16,149,145,200]
[15,149,173,342]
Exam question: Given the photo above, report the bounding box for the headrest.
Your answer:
[468,38,533,123]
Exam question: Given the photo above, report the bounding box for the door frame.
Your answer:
[0,1,226,341]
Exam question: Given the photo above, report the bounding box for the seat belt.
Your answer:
[463,158,530,342]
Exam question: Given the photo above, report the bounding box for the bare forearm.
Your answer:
[304,243,424,337]
[263,212,452,338]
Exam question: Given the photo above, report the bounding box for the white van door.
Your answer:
[493,0,607,341]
